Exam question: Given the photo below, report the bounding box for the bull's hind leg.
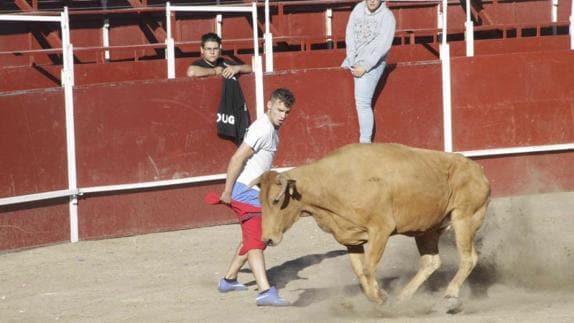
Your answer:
[397,230,443,301]
[442,205,487,313]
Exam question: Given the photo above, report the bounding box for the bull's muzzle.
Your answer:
[265,239,274,247]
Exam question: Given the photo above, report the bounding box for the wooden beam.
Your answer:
[14,0,34,11]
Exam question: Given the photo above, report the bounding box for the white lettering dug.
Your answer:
[217,113,235,125]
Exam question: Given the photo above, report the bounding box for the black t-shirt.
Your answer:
[191,57,250,145]
[191,57,236,68]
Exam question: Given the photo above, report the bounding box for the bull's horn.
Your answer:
[251,170,278,188]
[247,176,261,188]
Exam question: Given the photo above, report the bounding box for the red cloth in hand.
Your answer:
[204,191,261,222]
[204,192,265,255]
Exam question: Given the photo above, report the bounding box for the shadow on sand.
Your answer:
[242,250,347,290]
[268,249,348,288]
[243,247,498,307]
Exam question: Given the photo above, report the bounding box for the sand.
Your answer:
[1,192,573,322]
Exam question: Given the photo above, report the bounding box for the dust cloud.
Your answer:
[477,192,574,290]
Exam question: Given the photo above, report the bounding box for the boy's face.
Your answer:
[201,40,221,64]
[366,0,382,12]
[267,99,292,129]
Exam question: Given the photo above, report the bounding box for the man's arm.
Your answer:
[221,63,252,79]
[344,5,358,60]
[187,62,251,78]
[220,142,254,204]
[186,65,223,78]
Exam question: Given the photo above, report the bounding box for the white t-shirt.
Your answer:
[236,115,278,189]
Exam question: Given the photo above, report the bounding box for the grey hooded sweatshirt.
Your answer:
[341,1,396,72]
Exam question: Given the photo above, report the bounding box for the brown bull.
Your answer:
[258,143,490,312]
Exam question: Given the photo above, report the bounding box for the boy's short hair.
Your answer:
[270,88,295,108]
[201,32,221,47]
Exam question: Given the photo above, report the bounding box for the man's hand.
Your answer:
[221,65,240,79]
[214,66,224,76]
[351,65,366,78]
[220,190,232,204]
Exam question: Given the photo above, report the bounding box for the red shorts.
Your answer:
[238,213,266,255]
[203,192,266,255]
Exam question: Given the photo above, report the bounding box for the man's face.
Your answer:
[267,99,292,129]
[366,0,382,12]
[200,40,221,64]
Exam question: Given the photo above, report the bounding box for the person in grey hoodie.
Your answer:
[342,0,396,143]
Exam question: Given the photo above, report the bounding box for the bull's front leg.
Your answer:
[347,245,370,295]
[348,245,386,304]
[361,230,391,304]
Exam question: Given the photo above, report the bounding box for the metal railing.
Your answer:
[165,2,265,116]
[2,1,571,68]
[0,8,80,242]
[1,0,573,245]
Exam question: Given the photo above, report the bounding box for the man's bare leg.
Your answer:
[218,243,249,292]
[247,248,289,306]
[246,248,270,291]
[223,243,248,280]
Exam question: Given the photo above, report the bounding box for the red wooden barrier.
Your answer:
[1,47,573,251]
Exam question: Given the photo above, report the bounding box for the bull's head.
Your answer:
[255,171,302,247]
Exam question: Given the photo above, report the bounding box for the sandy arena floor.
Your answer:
[1,192,573,322]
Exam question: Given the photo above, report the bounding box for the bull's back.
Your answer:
[334,143,489,198]
[312,143,454,182]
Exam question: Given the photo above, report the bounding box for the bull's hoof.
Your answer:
[366,289,388,305]
[438,296,463,314]
[370,297,385,305]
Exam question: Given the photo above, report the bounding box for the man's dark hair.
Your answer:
[270,88,295,108]
[201,32,221,47]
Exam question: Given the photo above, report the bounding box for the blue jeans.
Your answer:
[353,61,386,143]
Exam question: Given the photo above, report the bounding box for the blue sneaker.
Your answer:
[256,287,289,306]
[218,278,248,293]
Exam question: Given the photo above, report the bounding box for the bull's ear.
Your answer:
[287,179,302,200]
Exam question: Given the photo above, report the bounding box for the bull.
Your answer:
[257,143,490,312]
